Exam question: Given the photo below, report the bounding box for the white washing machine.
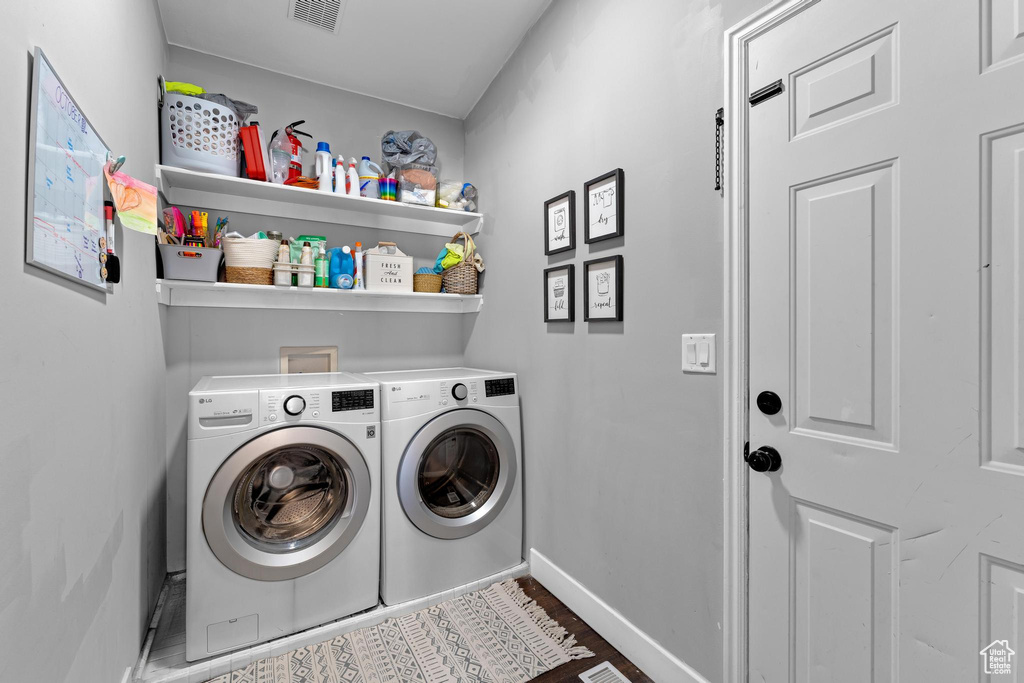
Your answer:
[186,373,380,661]
[361,368,523,606]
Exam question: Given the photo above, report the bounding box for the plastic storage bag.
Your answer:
[381,130,437,171]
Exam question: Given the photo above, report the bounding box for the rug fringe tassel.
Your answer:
[498,579,596,660]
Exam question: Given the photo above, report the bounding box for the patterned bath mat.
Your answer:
[206,579,594,683]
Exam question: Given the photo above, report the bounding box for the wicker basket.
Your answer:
[441,231,479,295]
[414,272,443,293]
[222,238,281,269]
[226,266,273,285]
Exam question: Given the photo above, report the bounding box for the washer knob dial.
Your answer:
[283,395,306,416]
[451,383,468,401]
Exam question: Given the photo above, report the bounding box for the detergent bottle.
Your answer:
[346,158,360,197]
[314,142,333,192]
[357,156,384,199]
[330,245,355,289]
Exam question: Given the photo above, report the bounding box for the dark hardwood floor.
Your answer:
[516,576,655,683]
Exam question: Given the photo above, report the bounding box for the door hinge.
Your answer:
[749,79,784,107]
[715,107,725,192]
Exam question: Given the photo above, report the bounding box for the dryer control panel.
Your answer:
[380,375,519,419]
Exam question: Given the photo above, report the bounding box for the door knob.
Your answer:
[756,390,782,415]
[746,445,782,473]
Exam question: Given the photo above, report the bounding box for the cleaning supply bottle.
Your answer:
[334,154,346,194]
[274,239,291,286]
[298,241,314,287]
[315,243,328,287]
[346,158,360,197]
[333,245,354,288]
[357,156,384,199]
[353,241,364,289]
[315,142,333,192]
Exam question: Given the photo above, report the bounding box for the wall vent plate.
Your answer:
[286,0,344,33]
[579,661,632,683]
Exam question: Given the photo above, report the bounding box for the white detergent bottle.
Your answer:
[346,158,360,197]
[314,142,333,192]
[357,156,384,199]
[334,154,346,194]
[354,241,364,290]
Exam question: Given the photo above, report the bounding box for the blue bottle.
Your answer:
[329,246,355,289]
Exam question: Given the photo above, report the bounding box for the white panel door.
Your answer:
[747,1,1024,680]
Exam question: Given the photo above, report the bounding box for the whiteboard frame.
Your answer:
[26,47,112,294]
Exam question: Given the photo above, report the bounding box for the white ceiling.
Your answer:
[157,0,551,119]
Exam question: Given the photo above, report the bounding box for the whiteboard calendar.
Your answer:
[26,48,110,292]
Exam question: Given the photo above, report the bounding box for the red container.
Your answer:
[239,124,269,181]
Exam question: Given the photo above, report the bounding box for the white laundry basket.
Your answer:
[160,79,241,176]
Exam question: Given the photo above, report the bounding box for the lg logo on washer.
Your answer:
[389,385,430,402]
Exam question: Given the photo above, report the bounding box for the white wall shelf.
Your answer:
[155,279,483,314]
[155,165,483,237]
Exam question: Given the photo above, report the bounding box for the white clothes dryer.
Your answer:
[361,368,523,605]
[186,373,380,661]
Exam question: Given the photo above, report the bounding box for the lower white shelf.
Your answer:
[154,279,483,313]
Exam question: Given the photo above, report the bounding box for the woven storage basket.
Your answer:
[414,272,443,293]
[226,266,273,285]
[223,238,280,286]
[441,232,479,295]
[222,238,280,268]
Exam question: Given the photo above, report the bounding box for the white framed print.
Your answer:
[544,190,575,255]
[544,264,574,322]
[584,255,623,321]
[584,168,624,243]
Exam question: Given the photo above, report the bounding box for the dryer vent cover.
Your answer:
[287,0,343,33]
[578,661,632,683]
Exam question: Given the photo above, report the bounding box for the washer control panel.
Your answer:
[261,386,377,424]
[332,389,375,412]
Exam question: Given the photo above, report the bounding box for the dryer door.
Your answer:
[398,409,517,539]
[203,425,371,581]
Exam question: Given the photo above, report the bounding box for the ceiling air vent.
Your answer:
[287,0,343,33]
[579,661,632,683]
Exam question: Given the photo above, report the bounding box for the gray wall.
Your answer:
[160,49,470,571]
[463,0,766,679]
[0,1,168,682]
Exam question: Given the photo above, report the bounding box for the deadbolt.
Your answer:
[756,390,782,415]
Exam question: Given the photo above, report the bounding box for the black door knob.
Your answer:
[747,445,782,473]
[756,391,782,415]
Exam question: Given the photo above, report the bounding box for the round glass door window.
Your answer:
[233,445,346,552]
[417,428,500,519]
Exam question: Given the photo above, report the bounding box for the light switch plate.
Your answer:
[682,333,716,374]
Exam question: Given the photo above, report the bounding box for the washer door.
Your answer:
[203,426,370,581]
[398,409,517,539]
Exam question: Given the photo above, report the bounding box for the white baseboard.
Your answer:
[529,549,710,683]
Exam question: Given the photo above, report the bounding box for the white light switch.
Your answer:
[682,333,716,374]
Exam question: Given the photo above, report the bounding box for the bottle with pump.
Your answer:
[315,243,328,287]
[299,241,314,287]
[353,241,364,290]
[346,158,360,197]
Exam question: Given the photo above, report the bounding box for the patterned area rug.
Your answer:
[206,579,593,683]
